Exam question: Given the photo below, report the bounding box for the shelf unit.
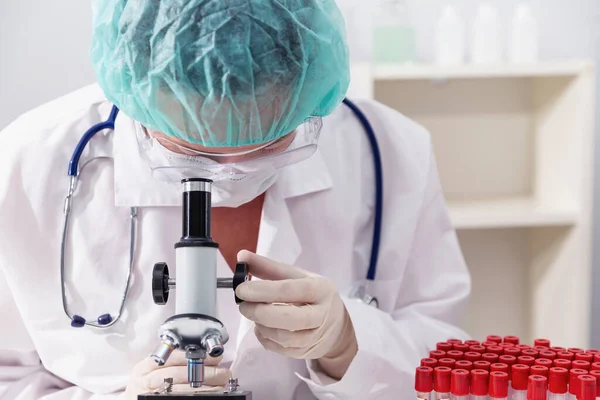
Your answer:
[349,61,596,346]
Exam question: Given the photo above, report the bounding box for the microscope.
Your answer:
[138,178,252,399]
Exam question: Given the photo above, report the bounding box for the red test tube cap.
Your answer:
[572,360,591,372]
[539,351,556,360]
[491,363,509,374]
[453,343,470,352]
[483,341,497,348]
[421,358,438,368]
[464,340,480,346]
[487,346,504,356]
[450,369,470,396]
[499,343,515,349]
[530,365,548,378]
[518,356,536,366]
[534,358,553,368]
[590,371,600,397]
[437,342,453,351]
[438,358,456,369]
[470,345,486,353]
[504,335,520,345]
[471,369,489,396]
[570,369,588,395]
[516,344,532,350]
[533,338,551,348]
[464,351,482,362]
[447,350,464,360]
[487,335,503,344]
[596,354,600,363]
[499,355,517,365]
[550,346,566,353]
[553,359,572,369]
[570,347,585,354]
[578,375,597,400]
[549,367,568,394]
[558,351,575,361]
[473,360,491,371]
[577,353,594,363]
[482,353,500,363]
[447,338,463,345]
[527,375,548,400]
[521,349,539,358]
[512,364,531,391]
[455,360,473,371]
[430,350,446,360]
[433,367,452,393]
[592,362,600,371]
[586,349,600,356]
[415,366,433,393]
[489,371,509,398]
[504,347,521,357]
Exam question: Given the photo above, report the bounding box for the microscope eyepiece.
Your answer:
[176,178,218,249]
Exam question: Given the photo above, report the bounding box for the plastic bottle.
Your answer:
[373,0,416,65]
[509,2,538,64]
[471,2,503,64]
[434,4,466,66]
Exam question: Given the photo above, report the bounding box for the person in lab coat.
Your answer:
[0,1,470,399]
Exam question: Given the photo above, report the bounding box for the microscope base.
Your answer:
[138,392,252,400]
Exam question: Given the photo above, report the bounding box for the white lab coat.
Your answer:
[0,85,471,400]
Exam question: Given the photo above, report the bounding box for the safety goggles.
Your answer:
[136,117,323,182]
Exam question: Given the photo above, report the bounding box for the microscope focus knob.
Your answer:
[152,262,170,305]
[233,262,249,304]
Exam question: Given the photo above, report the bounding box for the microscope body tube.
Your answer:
[175,179,219,316]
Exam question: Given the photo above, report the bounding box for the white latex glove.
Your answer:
[124,351,231,400]
[236,250,358,380]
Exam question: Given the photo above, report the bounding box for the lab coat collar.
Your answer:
[112,112,334,208]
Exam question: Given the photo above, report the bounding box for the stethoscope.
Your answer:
[61,98,383,328]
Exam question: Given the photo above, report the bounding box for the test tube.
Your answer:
[578,375,597,400]
[551,347,567,353]
[450,369,469,400]
[499,356,516,380]
[517,356,536,367]
[504,336,520,345]
[511,364,530,400]
[489,371,509,400]
[487,335,503,344]
[483,353,500,364]
[527,375,548,400]
[488,346,504,356]
[455,360,473,372]
[421,358,439,369]
[499,343,515,350]
[465,352,482,362]
[559,352,576,361]
[516,344,532,351]
[540,351,557,360]
[470,345,487,354]
[572,360,591,372]
[465,340,481,347]
[589,371,600,399]
[471,369,489,400]
[483,341,497,348]
[504,347,522,357]
[569,369,588,400]
[438,342,454,352]
[415,366,433,400]
[591,362,600,372]
[434,367,452,400]
[530,365,549,378]
[447,350,464,361]
[569,348,585,354]
[491,363,509,374]
[548,367,569,400]
[447,339,463,345]
[586,349,600,355]
[534,338,551,348]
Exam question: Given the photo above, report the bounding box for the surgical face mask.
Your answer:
[136,118,322,208]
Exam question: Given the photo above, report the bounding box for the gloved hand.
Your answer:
[236,250,358,380]
[124,352,231,400]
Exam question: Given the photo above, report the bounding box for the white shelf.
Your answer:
[372,61,593,81]
[448,198,579,230]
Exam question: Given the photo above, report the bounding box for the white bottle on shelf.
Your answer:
[434,5,466,66]
[509,2,539,64]
[471,2,503,64]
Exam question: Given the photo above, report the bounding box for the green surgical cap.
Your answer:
[90,0,350,147]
